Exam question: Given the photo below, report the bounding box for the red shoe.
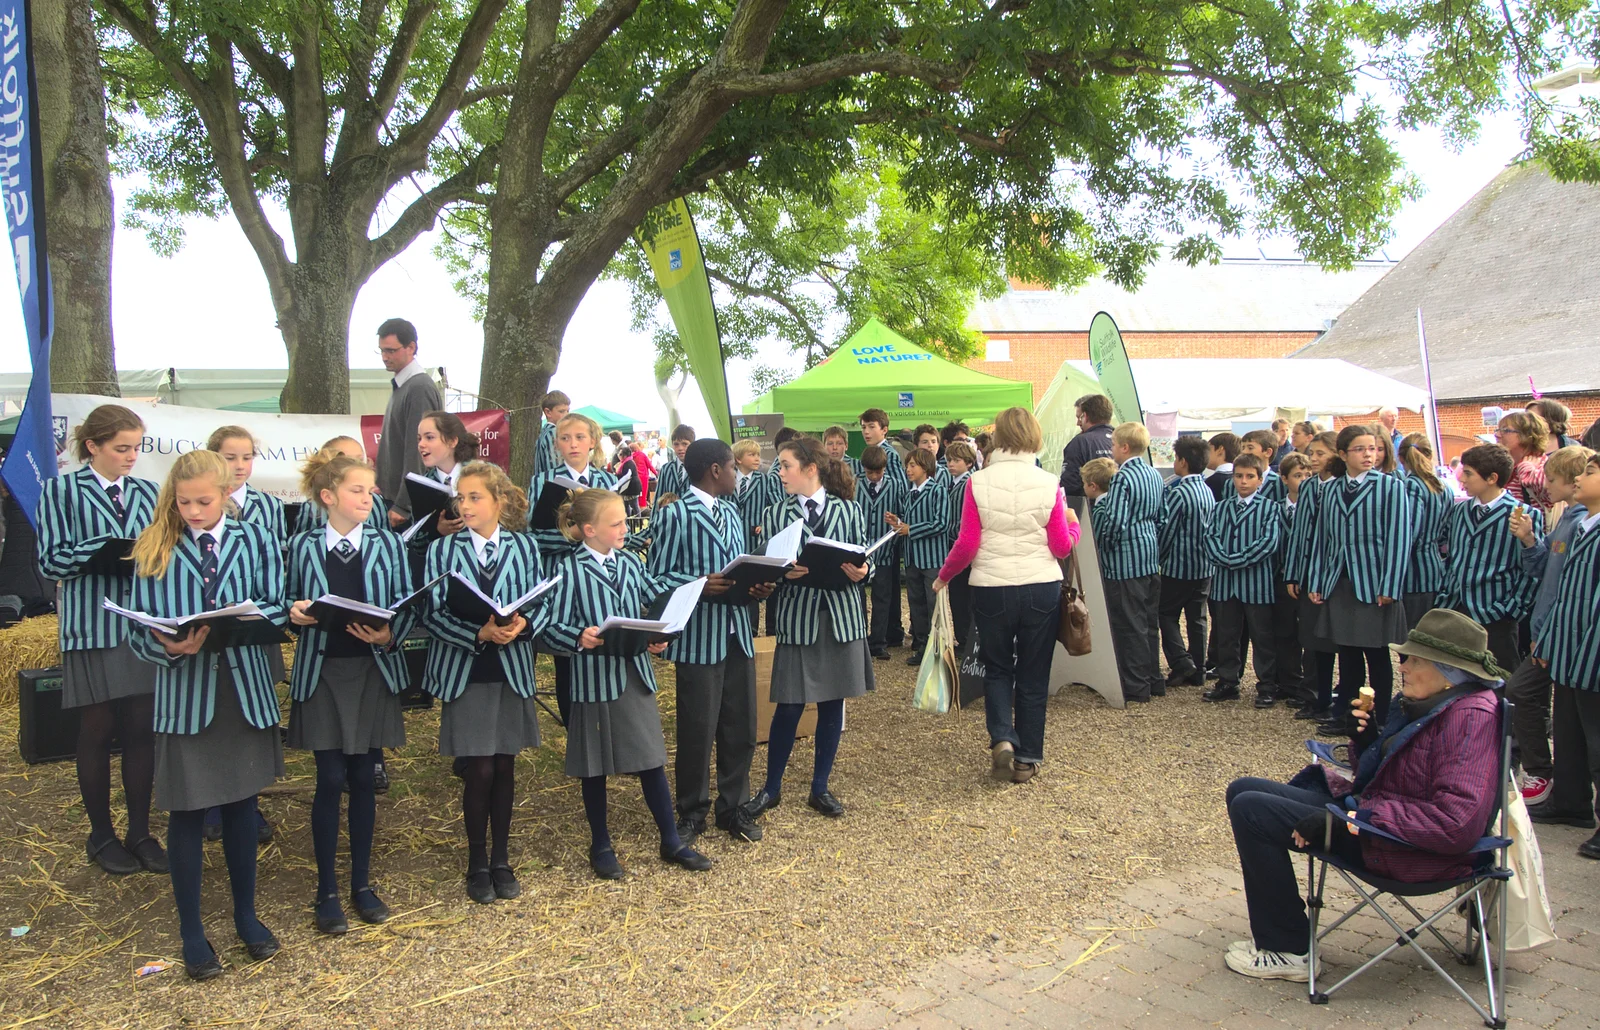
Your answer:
[1521,775,1552,806]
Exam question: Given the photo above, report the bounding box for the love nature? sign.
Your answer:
[848,343,932,365]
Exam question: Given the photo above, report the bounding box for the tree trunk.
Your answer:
[655,367,685,432]
[479,275,571,487]
[276,267,359,414]
[35,0,118,396]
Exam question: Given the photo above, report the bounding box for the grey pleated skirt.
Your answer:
[1403,592,1437,634]
[770,608,875,704]
[1311,578,1408,649]
[287,656,406,754]
[61,641,157,709]
[267,644,287,685]
[1298,592,1335,653]
[438,680,541,757]
[565,668,668,778]
[154,667,284,812]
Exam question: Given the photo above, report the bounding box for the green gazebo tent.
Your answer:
[574,405,648,434]
[743,319,1033,432]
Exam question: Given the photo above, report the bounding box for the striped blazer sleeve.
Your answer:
[1536,527,1600,690]
[421,535,484,651]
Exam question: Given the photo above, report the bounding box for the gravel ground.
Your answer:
[0,642,1322,1029]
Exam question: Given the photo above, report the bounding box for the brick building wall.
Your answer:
[968,330,1320,402]
[1333,395,1600,457]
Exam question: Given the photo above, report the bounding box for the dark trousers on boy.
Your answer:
[904,563,937,656]
[947,569,974,652]
[869,571,898,654]
[674,640,757,831]
[886,539,906,646]
[1158,575,1208,680]
[1214,598,1279,700]
[1273,582,1307,702]
[1507,656,1555,782]
[1453,607,1521,682]
[1104,574,1162,702]
[1547,683,1600,822]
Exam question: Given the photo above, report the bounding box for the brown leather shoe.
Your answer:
[990,742,1015,781]
[1012,761,1038,784]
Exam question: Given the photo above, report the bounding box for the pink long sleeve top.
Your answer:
[938,481,1080,582]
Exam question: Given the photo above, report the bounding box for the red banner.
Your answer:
[360,409,511,475]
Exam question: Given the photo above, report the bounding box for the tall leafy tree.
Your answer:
[99,0,512,412]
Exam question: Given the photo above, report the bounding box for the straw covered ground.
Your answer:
[0,629,1312,1029]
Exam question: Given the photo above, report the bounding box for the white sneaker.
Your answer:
[1228,939,1254,956]
[1224,944,1310,982]
[1521,775,1552,806]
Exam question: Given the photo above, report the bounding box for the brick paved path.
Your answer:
[764,820,1600,1029]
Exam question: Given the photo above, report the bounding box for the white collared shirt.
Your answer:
[911,479,928,493]
[688,485,720,512]
[1211,463,1233,478]
[393,359,426,389]
[91,468,125,493]
[230,484,250,510]
[1237,490,1261,506]
[582,543,616,570]
[803,487,828,515]
[470,525,502,566]
[188,520,225,543]
[563,464,595,484]
[1347,471,1371,486]
[1474,489,1510,510]
[1582,510,1600,534]
[434,463,461,493]
[324,522,363,553]
[1286,497,1298,512]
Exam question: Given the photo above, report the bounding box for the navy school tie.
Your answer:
[198,533,219,609]
[105,483,126,520]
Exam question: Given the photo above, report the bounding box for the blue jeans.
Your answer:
[1225,776,1364,954]
[973,582,1059,764]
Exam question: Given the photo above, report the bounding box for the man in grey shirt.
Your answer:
[375,318,443,527]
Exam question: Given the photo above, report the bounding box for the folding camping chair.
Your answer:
[1302,698,1515,1028]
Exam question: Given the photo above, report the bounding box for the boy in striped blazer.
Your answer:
[1229,430,1287,504]
[856,444,905,659]
[1158,436,1215,689]
[856,408,909,488]
[653,424,696,508]
[1202,455,1282,705]
[1531,451,1600,848]
[1440,444,1539,677]
[944,441,978,651]
[912,424,953,488]
[1273,454,1313,708]
[533,390,570,479]
[648,440,775,845]
[855,410,909,646]
[1090,423,1166,703]
[890,449,951,665]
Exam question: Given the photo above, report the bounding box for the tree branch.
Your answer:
[706,267,825,354]
[231,35,293,103]
[387,0,510,169]
[718,51,966,98]
[364,144,501,278]
[460,83,516,107]
[549,72,696,203]
[368,0,439,128]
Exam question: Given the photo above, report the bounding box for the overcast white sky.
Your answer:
[0,102,1526,435]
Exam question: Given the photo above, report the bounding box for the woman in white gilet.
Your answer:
[935,408,1080,783]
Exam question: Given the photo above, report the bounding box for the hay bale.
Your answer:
[0,616,61,705]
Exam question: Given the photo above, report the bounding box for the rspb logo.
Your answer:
[898,393,914,408]
[669,249,683,271]
[735,417,747,428]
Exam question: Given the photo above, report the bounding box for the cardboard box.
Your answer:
[753,636,819,743]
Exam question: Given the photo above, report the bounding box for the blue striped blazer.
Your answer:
[533,420,558,478]
[1439,493,1540,623]
[655,458,690,506]
[234,484,286,544]
[855,474,904,543]
[293,493,390,536]
[1222,467,1287,505]
[1402,476,1454,595]
[36,467,160,651]
[760,492,871,645]
[127,519,289,734]
[1158,474,1216,581]
[527,466,617,558]
[646,494,753,664]
[736,468,783,553]
[848,444,908,490]
[946,472,971,545]
[1304,473,1410,603]
[1535,523,1600,690]
[1282,477,1329,586]
[542,547,667,703]
[285,526,417,701]
[420,529,550,701]
[1091,457,1164,580]
[1205,496,1282,604]
[900,481,950,570]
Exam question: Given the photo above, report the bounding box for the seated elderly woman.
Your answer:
[1222,609,1506,981]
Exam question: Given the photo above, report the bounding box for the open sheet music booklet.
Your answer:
[590,576,708,656]
[701,519,803,605]
[102,598,288,651]
[794,530,899,590]
[529,476,586,530]
[306,573,446,632]
[404,472,457,523]
[445,572,563,626]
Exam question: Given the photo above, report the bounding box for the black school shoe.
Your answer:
[1253,692,1279,710]
[314,894,349,935]
[127,836,168,874]
[660,844,713,871]
[589,847,625,880]
[1527,805,1598,829]
[1165,667,1204,689]
[1202,683,1241,703]
[372,758,390,795]
[718,808,764,842]
[807,792,845,818]
[353,888,391,924]
[871,648,891,661]
[676,817,706,847]
[465,868,496,904]
[1294,703,1332,721]
[490,865,521,900]
[243,929,280,961]
[87,834,141,875]
[1578,832,1600,860]
[741,790,780,820]
[905,651,923,667]
[184,940,224,982]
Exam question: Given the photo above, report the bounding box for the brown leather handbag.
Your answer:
[1058,551,1092,656]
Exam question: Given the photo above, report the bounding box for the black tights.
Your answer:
[461,755,516,871]
[580,767,682,854]
[312,749,379,898]
[1337,645,1395,737]
[76,694,155,844]
[167,798,269,965]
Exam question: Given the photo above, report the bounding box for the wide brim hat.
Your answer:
[1392,609,1507,682]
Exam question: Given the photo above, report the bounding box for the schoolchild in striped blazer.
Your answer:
[912,424,954,489]
[127,450,289,981]
[1089,423,1166,703]
[292,436,390,535]
[742,436,874,824]
[1397,434,1453,632]
[285,452,415,934]
[891,449,951,665]
[856,408,909,489]
[1531,452,1600,842]
[853,412,909,646]
[1441,444,1540,679]
[528,412,617,726]
[1271,454,1313,707]
[733,439,781,637]
[403,411,476,576]
[533,390,570,479]
[943,441,978,651]
[208,426,286,545]
[542,488,714,879]
[1305,425,1410,734]
[856,444,904,659]
[1157,436,1215,689]
[648,440,775,846]
[1224,430,1288,505]
[36,404,164,877]
[422,462,551,904]
[1284,433,1342,722]
[653,424,696,508]
[1202,455,1282,705]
